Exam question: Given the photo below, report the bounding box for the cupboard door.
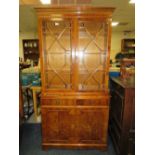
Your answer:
[111,90,124,127]
[42,107,76,143]
[77,20,109,91]
[76,106,109,144]
[42,20,73,90]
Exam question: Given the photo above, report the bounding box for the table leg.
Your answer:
[26,88,30,114]
[32,90,38,121]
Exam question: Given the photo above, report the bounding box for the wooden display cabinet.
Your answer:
[36,7,114,150]
[109,77,135,155]
[121,39,135,59]
[22,39,39,66]
[121,39,135,53]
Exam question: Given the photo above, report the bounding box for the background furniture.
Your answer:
[120,58,135,81]
[121,39,135,59]
[19,81,24,147]
[20,66,41,121]
[36,7,114,150]
[22,84,34,120]
[22,39,39,66]
[19,63,31,70]
[109,77,135,155]
[31,86,41,121]
[19,83,24,119]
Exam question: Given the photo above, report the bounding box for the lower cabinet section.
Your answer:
[41,98,109,150]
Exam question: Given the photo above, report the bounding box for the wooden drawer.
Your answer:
[42,99,76,106]
[76,99,108,106]
[42,98,108,106]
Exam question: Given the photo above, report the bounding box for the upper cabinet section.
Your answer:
[36,7,114,93]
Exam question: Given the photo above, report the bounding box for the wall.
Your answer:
[110,31,135,62]
[19,31,38,59]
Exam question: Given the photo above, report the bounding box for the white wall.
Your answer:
[19,31,38,59]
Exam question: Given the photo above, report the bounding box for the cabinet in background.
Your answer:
[121,39,135,53]
[109,77,135,155]
[121,39,135,59]
[22,39,39,65]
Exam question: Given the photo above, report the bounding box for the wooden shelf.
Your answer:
[121,39,135,58]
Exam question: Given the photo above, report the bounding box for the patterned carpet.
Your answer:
[19,123,116,155]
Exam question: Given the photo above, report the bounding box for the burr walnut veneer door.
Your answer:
[76,107,109,145]
[42,107,76,144]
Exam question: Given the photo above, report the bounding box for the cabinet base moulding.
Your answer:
[42,143,108,150]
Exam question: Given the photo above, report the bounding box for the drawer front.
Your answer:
[42,99,76,106]
[42,98,109,106]
[76,99,108,106]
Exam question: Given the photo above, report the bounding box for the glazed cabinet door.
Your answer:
[42,107,76,143]
[40,18,111,92]
[41,19,73,90]
[77,20,110,91]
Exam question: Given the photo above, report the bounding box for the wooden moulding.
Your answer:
[42,143,108,150]
[35,6,115,19]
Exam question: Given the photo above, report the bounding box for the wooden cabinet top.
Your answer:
[35,6,115,18]
[111,77,135,89]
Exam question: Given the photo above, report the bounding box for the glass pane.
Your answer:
[78,21,108,91]
[43,20,72,89]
